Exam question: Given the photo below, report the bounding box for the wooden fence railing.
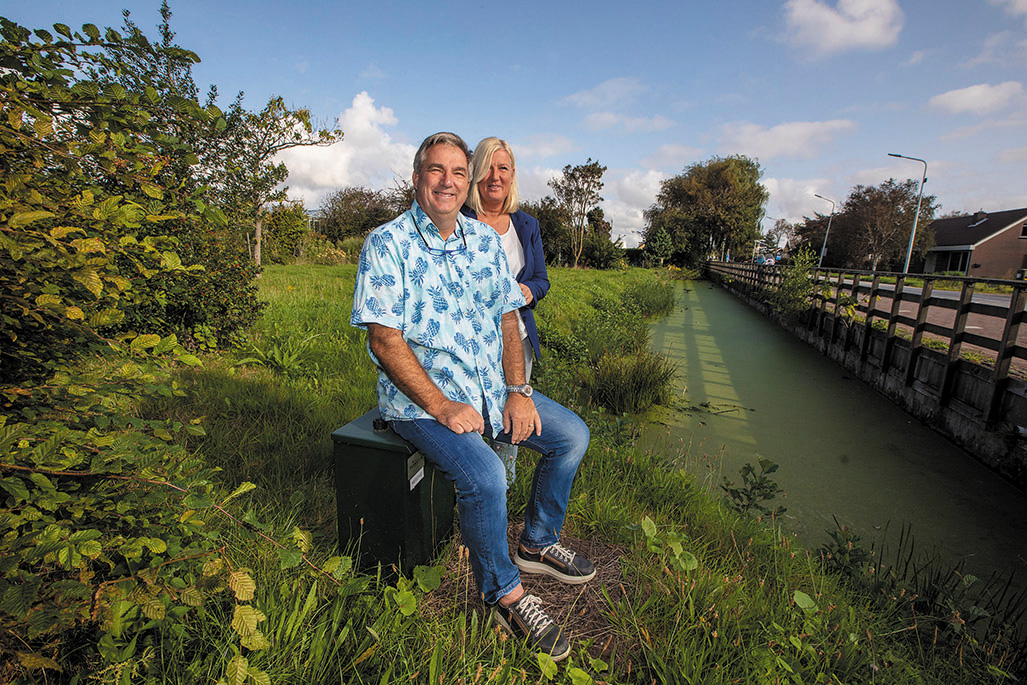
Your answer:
[705,261,1027,488]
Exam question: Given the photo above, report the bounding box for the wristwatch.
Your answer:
[506,384,533,398]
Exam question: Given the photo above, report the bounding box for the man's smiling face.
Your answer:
[412,143,469,236]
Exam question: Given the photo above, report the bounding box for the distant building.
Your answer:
[923,207,1027,279]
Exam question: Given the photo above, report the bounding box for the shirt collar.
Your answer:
[410,201,472,246]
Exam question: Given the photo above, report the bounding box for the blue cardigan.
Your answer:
[461,208,550,360]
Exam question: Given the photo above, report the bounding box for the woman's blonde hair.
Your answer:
[466,137,519,215]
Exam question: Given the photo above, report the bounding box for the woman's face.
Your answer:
[478,149,514,208]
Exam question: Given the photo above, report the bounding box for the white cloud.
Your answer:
[928,81,1024,116]
[277,91,415,208]
[602,169,668,246]
[991,0,1027,23]
[564,77,647,108]
[719,119,857,160]
[763,177,834,222]
[905,50,925,66]
[512,135,577,161]
[584,112,674,133]
[784,0,904,56]
[641,143,705,170]
[998,147,1027,164]
[516,166,564,203]
[359,64,388,79]
[940,112,1027,140]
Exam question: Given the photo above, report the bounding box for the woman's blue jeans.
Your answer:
[390,392,589,604]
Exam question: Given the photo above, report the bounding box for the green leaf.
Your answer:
[536,652,558,680]
[183,493,213,509]
[278,546,302,570]
[17,651,62,671]
[641,515,657,539]
[229,571,256,601]
[9,211,55,229]
[793,590,819,614]
[291,527,312,553]
[231,604,266,638]
[221,481,257,506]
[568,668,594,685]
[181,587,203,607]
[1,477,30,502]
[224,654,248,685]
[130,334,160,351]
[414,565,443,593]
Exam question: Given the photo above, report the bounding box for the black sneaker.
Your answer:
[515,542,596,584]
[491,593,571,661]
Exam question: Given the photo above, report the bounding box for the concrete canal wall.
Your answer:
[705,264,1027,491]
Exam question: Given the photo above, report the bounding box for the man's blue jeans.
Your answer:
[390,392,589,604]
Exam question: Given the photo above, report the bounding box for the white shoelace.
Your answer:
[513,594,554,634]
[540,542,575,566]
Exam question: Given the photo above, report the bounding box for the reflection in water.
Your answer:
[643,281,1027,592]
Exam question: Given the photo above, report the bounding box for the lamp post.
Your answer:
[888,152,928,274]
[813,194,835,269]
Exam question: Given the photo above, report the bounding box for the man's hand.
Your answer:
[519,283,533,305]
[435,399,485,435]
[503,392,541,444]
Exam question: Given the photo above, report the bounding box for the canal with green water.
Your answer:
[645,281,1027,592]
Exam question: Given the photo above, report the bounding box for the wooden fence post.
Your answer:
[986,286,1027,426]
[939,281,976,408]
[905,279,934,388]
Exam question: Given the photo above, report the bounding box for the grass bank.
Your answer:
[111,266,1022,682]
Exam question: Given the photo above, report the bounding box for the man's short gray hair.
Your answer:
[413,132,471,174]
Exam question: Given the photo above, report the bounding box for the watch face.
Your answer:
[523,384,533,397]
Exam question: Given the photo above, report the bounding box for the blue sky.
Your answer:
[6,0,1026,246]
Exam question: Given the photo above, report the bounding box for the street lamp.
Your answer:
[888,152,928,274]
[813,194,835,269]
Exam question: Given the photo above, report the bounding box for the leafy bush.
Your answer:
[300,232,349,265]
[770,246,819,323]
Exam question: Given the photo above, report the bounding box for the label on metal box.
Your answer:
[407,452,424,491]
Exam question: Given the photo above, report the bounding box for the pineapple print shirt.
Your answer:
[350,201,526,434]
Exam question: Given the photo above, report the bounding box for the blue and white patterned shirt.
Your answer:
[350,201,526,434]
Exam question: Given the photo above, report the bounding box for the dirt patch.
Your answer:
[420,523,639,661]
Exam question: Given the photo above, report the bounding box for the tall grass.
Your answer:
[129,264,1022,684]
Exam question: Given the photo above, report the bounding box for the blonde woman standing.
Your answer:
[463,137,550,485]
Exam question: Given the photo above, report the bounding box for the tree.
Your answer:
[520,196,570,266]
[644,226,673,266]
[793,179,937,270]
[0,18,276,682]
[548,159,606,268]
[205,95,342,266]
[843,178,937,271]
[264,201,309,263]
[0,16,220,380]
[644,155,768,265]
[768,218,797,253]
[319,186,395,242]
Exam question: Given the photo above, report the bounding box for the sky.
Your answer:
[4,0,1027,247]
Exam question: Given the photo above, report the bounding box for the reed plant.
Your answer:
[115,264,1022,684]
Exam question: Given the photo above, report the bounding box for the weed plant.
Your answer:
[58,264,1020,683]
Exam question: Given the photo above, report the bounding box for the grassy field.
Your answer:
[131,264,1020,684]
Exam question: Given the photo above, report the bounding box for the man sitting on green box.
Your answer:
[350,132,593,662]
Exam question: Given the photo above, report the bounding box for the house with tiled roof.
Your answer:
[922,207,1027,280]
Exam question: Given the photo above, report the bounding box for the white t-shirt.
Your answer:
[499,220,528,341]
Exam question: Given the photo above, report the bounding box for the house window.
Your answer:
[936,251,969,274]
[1019,222,1027,238]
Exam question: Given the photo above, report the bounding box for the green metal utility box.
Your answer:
[330,409,455,573]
